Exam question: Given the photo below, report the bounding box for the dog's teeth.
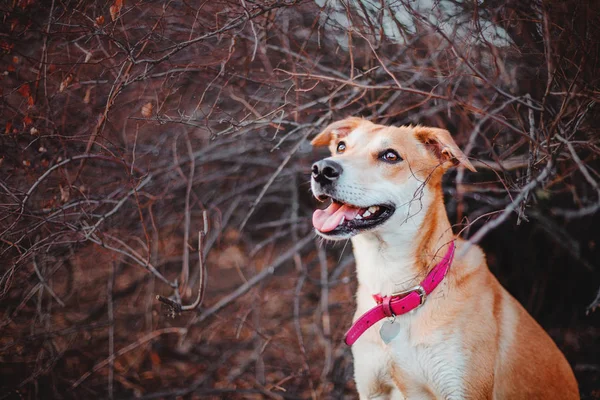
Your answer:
[363,210,371,217]
[368,206,378,213]
[355,214,362,220]
[338,218,344,226]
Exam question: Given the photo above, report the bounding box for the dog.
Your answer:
[310,117,578,399]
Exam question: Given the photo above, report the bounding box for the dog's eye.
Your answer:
[336,141,346,154]
[380,149,402,163]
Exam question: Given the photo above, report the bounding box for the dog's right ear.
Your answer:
[311,117,363,147]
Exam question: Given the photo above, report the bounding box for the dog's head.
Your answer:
[310,117,475,240]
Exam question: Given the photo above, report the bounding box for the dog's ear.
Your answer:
[311,117,363,147]
[415,127,476,172]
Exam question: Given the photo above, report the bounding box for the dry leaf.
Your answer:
[214,245,247,270]
[95,15,105,26]
[224,228,241,241]
[150,351,161,366]
[109,0,123,21]
[109,5,117,21]
[0,40,14,52]
[59,185,70,203]
[18,83,30,97]
[30,126,39,135]
[59,74,73,92]
[83,87,92,104]
[141,102,153,117]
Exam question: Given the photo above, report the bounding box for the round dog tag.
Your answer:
[379,320,400,344]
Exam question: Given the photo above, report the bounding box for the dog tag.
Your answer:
[379,320,400,344]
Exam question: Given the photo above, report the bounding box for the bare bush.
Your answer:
[1,0,598,398]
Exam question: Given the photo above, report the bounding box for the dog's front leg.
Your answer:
[353,339,406,400]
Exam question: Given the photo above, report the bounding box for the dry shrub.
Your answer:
[0,0,599,398]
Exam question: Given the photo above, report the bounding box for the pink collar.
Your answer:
[344,241,455,346]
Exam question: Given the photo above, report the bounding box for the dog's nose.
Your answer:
[312,159,343,184]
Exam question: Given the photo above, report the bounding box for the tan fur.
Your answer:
[312,118,579,399]
[310,117,364,147]
[390,363,410,395]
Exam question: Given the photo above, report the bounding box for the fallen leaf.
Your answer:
[95,15,105,26]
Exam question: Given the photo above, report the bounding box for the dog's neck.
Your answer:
[351,191,454,296]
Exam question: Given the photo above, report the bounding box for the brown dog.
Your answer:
[310,118,579,399]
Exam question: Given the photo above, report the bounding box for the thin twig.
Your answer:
[195,233,314,323]
[459,160,554,258]
[180,132,195,294]
[71,328,187,389]
[156,212,209,313]
[107,262,115,400]
[32,255,65,307]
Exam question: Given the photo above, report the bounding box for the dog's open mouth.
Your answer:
[312,198,395,236]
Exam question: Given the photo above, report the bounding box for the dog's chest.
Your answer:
[354,295,467,398]
[388,325,466,397]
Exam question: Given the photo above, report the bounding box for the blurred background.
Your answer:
[1,0,599,398]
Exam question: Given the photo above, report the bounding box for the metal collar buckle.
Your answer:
[391,285,427,309]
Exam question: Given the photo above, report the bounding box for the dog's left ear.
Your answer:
[311,117,363,147]
[415,127,476,172]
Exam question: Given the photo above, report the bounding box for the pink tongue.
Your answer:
[312,203,362,232]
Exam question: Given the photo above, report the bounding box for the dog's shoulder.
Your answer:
[454,238,487,270]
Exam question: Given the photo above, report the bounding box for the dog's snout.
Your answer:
[312,159,342,184]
